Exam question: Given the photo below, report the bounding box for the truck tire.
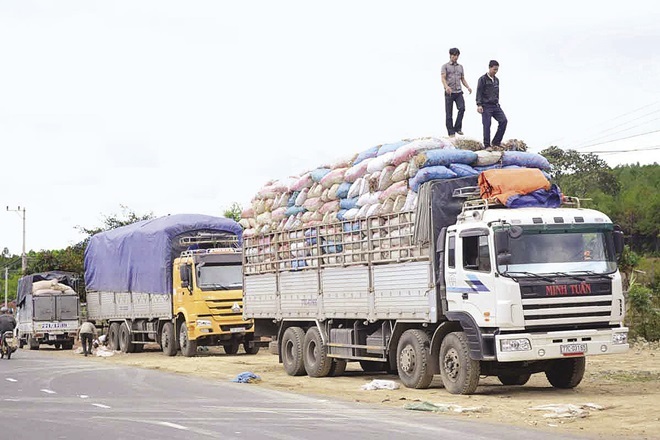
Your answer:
[54,343,62,350]
[119,323,136,353]
[18,338,25,349]
[108,322,121,351]
[439,331,480,395]
[498,373,531,386]
[223,341,239,355]
[243,339,260,355]
[396,329,434,389]
[161,322,177,356]
[63,341,73,350]
[328,359,347,377]
[545,357,586,389]
[28,336,39,350]
[179,322,197,357]
[281,327,306,376]
[303,327,332,377]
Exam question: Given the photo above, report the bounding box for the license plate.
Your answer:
[230,327,246,334]
[560,343,587,354]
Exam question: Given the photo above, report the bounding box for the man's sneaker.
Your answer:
[457,131,464,135]
[449,133,455,138]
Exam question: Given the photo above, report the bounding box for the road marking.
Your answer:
[5,378,17,382]
[157,422,189,431]
[92,403,111,409]
[79,395,89,399]
[40,389,56,394]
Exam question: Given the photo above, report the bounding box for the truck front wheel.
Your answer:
[178,322,197,357]
[281,327,306,376]
[303,327,332,377]
[545,357,585,389]
[396,329,434,389]
[498,373,531,386]
[161,322,177,356]
[439,331,480,395]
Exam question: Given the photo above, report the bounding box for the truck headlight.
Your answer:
[196,320,212,327]
[612,332,628,345]
[500,338,531,352]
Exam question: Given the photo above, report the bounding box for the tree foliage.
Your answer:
[223,202,243,223]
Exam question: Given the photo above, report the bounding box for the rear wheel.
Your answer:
[281,327,306,376]
[243,339,260,355]
[108,323,120,351]
[498,373,531,386]
[545,357,586,389]
[179,322,197,357]
[223,341,240,355]
[328,359,347,377]
[54,343,62,350]
[397,329,434,389]
[161,322,177,356]
[439,332,480,395]
[119,323,135,353]
[28,336,39,350]
[63,341,73,350]
[303,327,332,377]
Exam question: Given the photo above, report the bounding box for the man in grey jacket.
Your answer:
[441,47,472,137]
[78,320,97,357]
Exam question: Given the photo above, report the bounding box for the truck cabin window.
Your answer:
[448,235,455,268]
[196,263,243,290]
[496,229,617,275]
[462,235,491,272]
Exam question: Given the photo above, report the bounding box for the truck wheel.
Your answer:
[161,322,177,356]
[178,322,197,357]
[281,327,306,376]
[397,329,434,389]
[18,338,25,349]
[119,323,135,353]
[303,327,332,377]
[54,343,62,350]
[63,341,73,350]
[360,360,385,372]
[28,336,39,350]
[108,322,121,351]
[498,373,531,386]
[243,339,260,355]
[328,359,347,377]
[223,341,239,354]
[545,357,586,389]
[439,331,480,395]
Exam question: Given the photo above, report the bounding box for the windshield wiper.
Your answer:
[570,270,613,280]
[500,271,555,282]
[542,272,586,282]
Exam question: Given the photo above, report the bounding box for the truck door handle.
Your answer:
[462,292,469,300]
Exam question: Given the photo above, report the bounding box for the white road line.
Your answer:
[92,403,111,409]
[157,422,189,431]
[5,378,17,382]
[40,389,56,394]
[79,395,89,399]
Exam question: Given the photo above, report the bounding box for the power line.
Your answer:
[570,114,660,150]
[581,145,660,154]
[569,129,660,151]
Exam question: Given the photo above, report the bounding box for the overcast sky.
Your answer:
[1,1,659,257]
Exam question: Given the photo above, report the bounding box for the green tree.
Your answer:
[223,202,243,223]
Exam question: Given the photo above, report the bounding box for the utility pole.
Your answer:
[6,206,27,275]
[4,267,7,308]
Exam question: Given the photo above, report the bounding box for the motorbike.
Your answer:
[1,331,17,360]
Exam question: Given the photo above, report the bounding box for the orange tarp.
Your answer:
[478,168,551,204]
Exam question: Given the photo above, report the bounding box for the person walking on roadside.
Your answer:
[441,47,472,137]
[476,60,507,148]
[78,320,97,357]
[0,306,17,358]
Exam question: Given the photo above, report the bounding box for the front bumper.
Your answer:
[495,327,629,362]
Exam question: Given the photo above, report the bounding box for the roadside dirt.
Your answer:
[45,340,659,439]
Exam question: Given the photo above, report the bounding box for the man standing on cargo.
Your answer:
[441,48,472,137]
[78,320,97,357]
[476,60,508,149]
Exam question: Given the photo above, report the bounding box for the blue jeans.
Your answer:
[445,92,465,135]
[481,104,507,147]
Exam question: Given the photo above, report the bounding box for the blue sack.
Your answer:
[336,209,348,221]
[353,145,379,164]
[377,141,407,156]
[310,168,332,182]
[285,206,306,217]
[336,182,351,199]
[501,151,551,170]
[410,165,457,192]
[449,163,479,177]
[422,149,478,167]
[287,191,299,207]
[340,197,358,210]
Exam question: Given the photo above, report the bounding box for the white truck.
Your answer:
[243,175,629,394]
[16,272,80,350]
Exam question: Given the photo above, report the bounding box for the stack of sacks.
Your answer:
[241,136,552,272]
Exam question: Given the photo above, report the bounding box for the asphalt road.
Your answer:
[0,350,585,440]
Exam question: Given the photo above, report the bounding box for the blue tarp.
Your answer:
[84,214,242,295]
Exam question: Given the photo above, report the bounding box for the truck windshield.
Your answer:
[197,263,242,290]
[497,229,617,276]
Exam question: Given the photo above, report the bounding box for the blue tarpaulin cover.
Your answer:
[84,214,242,295]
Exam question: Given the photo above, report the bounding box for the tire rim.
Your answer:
[400,345,416,374]
[307,340,318,363]
[284,339,294,364]
[443,347,460,381]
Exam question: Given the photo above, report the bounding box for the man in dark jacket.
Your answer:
[476,60,507,148]
[0,306,17,357]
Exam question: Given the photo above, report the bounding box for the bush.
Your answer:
[627,283,660,341]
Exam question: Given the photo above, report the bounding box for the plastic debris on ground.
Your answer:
[403,401,489,413]
[95,346,115,357]
[360,379,400,390]
[528,403,607,419]
[232,372,261,383]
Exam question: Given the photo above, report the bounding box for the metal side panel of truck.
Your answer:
[86,291,172,320]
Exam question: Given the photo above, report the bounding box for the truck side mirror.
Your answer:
[494,229,510,255]
[179,265,190,288]
[613,229,624,258]
[497,253,512,266]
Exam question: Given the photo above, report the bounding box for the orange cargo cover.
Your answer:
[478,168,551,204]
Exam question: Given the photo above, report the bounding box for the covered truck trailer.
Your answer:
[85,213,257,356]
[243,172,629,394]
[16,271,80,350]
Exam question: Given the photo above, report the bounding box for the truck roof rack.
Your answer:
[179,233,239,248]
[452,186,481,199]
